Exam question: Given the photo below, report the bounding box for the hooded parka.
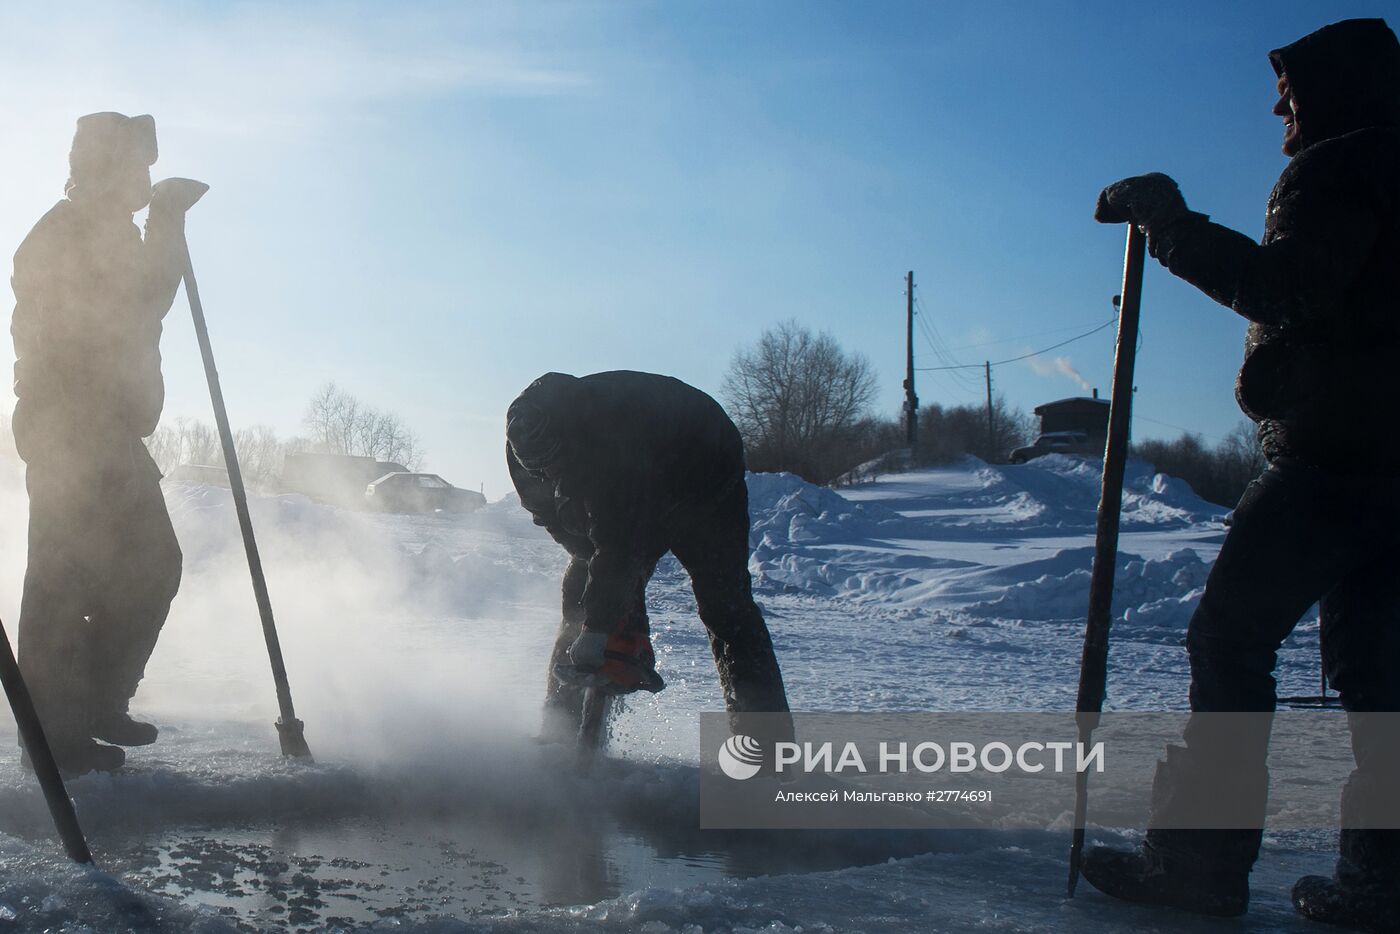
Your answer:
[1151,18,1400,471]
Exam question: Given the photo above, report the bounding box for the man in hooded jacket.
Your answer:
[11,113,206,774]
[1082,19,1400,930]
[506,370,790,743]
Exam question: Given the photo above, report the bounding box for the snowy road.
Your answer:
[0,456,1336,931]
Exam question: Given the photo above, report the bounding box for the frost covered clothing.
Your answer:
[506,371,790,732]
[1085,20,1400,919]
[1146,18,1400,471]
[11,124,187,755]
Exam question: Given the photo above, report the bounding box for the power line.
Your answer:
[916,317,1116,372]
[944,318,1121,353]
[913,292,981,393]
[1134,414,1226,443]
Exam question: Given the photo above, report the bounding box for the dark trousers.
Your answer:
[1150,462,1400,880]
[542,478,790,734]
[17,441,182,745]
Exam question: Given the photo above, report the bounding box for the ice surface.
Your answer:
[0,454,1331,931]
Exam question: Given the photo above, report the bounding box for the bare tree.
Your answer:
[722,320,878,483]
[303,382,360,458]
[143,425,179,475]
[233,424,284,491]
[147,418,293,491]
[145,417,221,474]
[147,385,423,492]
[302,382,423,469]
[1131,420,1266,508]
[916,397,1036,465]
[1213,419,1267,502]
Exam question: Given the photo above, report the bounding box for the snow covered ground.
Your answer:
[0,454,1337,931]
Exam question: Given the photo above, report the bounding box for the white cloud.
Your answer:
[0,2,592,145]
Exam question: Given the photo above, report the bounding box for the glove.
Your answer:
[568,629,609,669]
[149,177,209,216]
[1094,172,1188,229]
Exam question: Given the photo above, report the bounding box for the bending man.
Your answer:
[506,370,790,742]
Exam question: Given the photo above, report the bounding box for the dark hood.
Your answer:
[1269,18,1400,150]
[506,372,580,471]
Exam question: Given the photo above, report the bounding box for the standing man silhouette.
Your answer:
[12,112,206,774]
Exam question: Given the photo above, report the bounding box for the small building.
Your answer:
[1009,393,1113,463]
[1034,394,1110,444]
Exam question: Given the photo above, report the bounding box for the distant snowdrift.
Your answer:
[900,455,1226,533]
[743,456,1225,631]
[961,548,1211,628]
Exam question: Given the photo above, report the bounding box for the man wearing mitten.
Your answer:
[12,112,206,774]
[505,370,790,744]
[1081,19,1400,930]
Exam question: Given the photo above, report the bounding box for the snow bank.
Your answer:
[747,472,904,541]
[939,455,1226,533]
[741,458,1223,607]
[745,473,906,597]
[962,548,1210,628]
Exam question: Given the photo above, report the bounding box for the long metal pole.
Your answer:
[0,621,93,863]
[1067,225,1146,896]
[181,243,312,759]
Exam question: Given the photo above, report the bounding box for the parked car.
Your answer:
[364,472,485,514]
[283,453,408,507]
[1008,431,1099,464]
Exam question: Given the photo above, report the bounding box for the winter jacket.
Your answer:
[11,194,186,461]
[1151,18,1400,472]
[507,370,746,632]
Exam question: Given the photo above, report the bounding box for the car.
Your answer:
[364,472,486,514]
[282,453,408,507]
[1008,431,1100,464]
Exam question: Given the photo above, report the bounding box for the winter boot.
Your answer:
[1292,751,1400,931]
[1292,773,1400,934]
[1292,874,1399,932]
[1081,837,1249,917]
[91,711,158,746]
[1081,743,1263,917]
[22,737,125,776]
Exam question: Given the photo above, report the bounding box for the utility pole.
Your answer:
[904,271,918,449]
[985,360,995,461]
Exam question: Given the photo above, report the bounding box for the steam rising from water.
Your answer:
[0,447,582,791]
[152,480,567,765]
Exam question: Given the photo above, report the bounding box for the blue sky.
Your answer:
[0,1,1387,496]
